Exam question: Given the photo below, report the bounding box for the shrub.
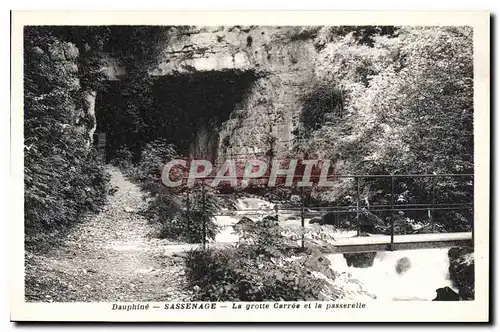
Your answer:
[110,145,133,170]
[111,138,220,244]
[186,247,328,301]
[154,185,220,243]
[130,139,177,191]
[293,27,474,234]
[25,142,109,234]
[186,215,336,301]
[24,27,109,242]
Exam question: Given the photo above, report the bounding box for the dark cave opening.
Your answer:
[95,70,258,162]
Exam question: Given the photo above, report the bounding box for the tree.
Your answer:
[297,26,473,232]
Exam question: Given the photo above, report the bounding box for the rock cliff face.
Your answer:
[103,26,322,159]
[152,26,318,75]
[46,41,97,147]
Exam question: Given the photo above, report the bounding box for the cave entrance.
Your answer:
[95,70,258,163]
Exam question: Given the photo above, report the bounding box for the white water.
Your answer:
[213,197,455,301]
[214,198,275,243]
[233,198,275,211]
[327,249,455,301]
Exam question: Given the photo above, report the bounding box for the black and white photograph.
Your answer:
[10,10,490,322]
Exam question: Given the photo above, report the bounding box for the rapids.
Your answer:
[213,197,456,300]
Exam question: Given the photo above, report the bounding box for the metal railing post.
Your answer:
[275,185,279,218]
[390,175,395,251]
[301,187,305,250]
[431,176,436,233]
[186,186,191,243]
[470,175,474,245]
[201,180,206,250]
[356,176,360,236]
[335,202,339,228]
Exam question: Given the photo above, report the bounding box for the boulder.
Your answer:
[433,287,460,301]
[395,257,411,275]
[303,249,336,280]
[233,217,254,233]
[343,252,377,268]
[359,224,376,233]
[448,247,474,300]
[308,217,322,224]
[321,212,338,226]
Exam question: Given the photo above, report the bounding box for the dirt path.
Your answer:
[25,167,193,302]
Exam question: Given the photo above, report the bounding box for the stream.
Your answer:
[213,197,457,301]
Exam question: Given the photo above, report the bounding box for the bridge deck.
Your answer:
[161,232,473,255]
[319,232,472,253]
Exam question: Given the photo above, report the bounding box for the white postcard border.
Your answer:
[10,10,490,322]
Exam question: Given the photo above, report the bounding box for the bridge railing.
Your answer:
[185,173,474,251]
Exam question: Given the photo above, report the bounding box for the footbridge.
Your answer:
[170,173,473,255]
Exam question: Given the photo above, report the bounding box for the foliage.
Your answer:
[314,26,398,50]
[294,83,344,140]
[186,215,333,301]
[130,139,177,189]
[24,27,109,238]
[448,247,474,300]
[233,215,294,256]
[99,26,174,159]
[343,252,377,268]
[110,145,133,169]
[107,26,173,75]
[47,26,111,92]
[296,26,474,233]
[117,139,219,243]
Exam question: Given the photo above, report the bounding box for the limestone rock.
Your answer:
[433,287,460,301]
[99,26,320,156]
[321,212,339,226]
[343,252,377,268]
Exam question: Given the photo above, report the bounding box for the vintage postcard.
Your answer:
[10,10,490,322]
